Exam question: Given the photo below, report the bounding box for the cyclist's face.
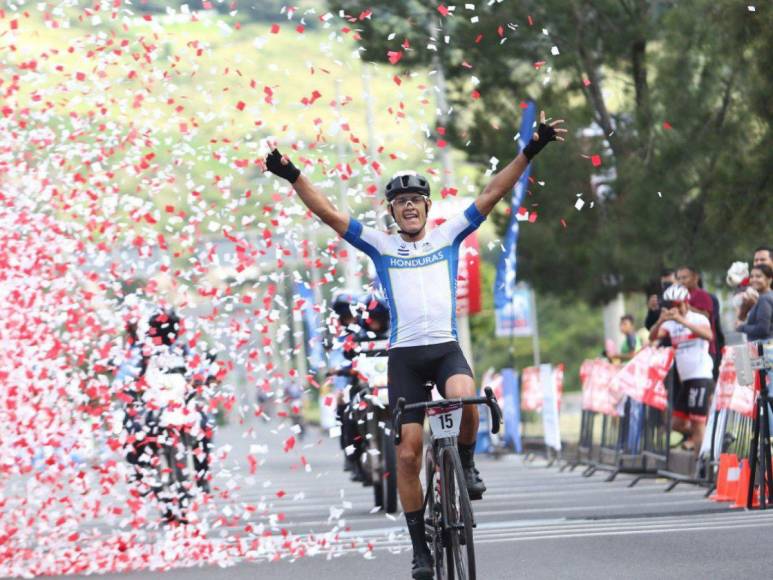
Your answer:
[391,192,429,234]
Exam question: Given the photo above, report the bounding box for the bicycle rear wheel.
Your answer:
[441,446,476,580]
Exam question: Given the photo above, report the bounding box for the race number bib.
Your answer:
[427,403,463,439]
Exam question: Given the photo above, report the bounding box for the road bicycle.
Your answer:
[394,387,502,580]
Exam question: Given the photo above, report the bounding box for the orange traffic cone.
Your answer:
[711,453,740,502]
[732,459,760,509]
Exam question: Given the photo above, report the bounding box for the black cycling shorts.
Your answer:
[388,341,474,425]
[673,378,713,422]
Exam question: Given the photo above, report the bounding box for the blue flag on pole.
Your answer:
[294,281,325,371]
[493,100,537,310]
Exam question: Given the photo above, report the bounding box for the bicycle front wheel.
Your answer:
[441,446,476,580]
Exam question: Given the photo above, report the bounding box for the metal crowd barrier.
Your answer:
[562,409,597,472]
[569,340,773,505]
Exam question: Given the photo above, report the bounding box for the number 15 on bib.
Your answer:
[428,402,463,439]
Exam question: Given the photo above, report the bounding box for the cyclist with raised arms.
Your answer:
[265,111,565,579]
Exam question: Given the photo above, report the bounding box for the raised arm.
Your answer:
[264,149,350,237]
[474,110,566,217]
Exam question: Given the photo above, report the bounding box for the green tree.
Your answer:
[471,261,604,391]
[330,0,773,302]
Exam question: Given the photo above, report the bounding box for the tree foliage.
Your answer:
[331,0,773,302]
[470,261,605,391]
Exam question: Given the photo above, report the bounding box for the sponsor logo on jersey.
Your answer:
[397,244,410,257]
[388,250,445,269]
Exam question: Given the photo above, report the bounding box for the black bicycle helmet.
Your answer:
[147,308,181,346]
[362,296,390,334]
[384,172,430,202]
[331,292,357,320]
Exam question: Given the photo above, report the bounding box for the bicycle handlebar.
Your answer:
[393,386,502,446]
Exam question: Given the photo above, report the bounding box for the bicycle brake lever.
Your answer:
[484,387,502,434]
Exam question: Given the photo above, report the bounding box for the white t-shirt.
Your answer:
[343,202,485,348]
[661,311,713,381]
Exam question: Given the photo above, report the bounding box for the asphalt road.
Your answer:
[60,418,773,580]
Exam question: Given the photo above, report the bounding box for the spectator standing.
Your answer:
[618,314,643,361]
[697,271,725,379]
[645,269,677,331]
[736,247,771,324]
[753,246,773,269]
[677,267,720,374]
[650,285,714,452]
[737,264,773,341]
[677,266,714,319]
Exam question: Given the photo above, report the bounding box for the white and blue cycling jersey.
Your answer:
[343,202,485,348]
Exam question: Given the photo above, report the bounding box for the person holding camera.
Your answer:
[649,285,714,452]
[645,269,677,330]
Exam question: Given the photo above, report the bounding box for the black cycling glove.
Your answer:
[522,123,558,161]
[265,149,301,183]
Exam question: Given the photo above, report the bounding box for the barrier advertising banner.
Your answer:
[715,347,756,418]
[540,364,561,451]
[520,366,542,412]
[609,346,673,411]
[579,358,624,416]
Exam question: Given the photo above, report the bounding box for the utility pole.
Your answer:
[361,63,387,228]
[335,79,360,292]
[429,16,475,372]
[530,287,541,367]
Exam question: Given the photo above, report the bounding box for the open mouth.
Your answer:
[402,210,419,220]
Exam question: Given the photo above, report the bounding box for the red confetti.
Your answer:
[663,121,672,129]
[437,4,449,16]
[387,50,403,65]
[270,23,280,34]
[591,154,602,167]
[235,100,246,111]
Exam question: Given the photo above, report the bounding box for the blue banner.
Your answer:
[494,100,537,310]
[294,281,325,371]
[502,368,523,453]
[494,286,533,338]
